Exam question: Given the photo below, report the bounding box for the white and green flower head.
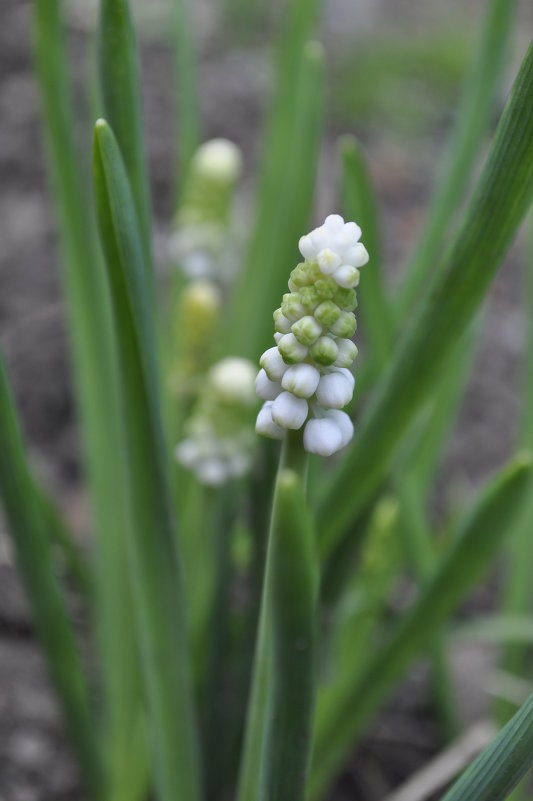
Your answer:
[255,214,369,456]
[175,357,258,485]
[169,139,243,283]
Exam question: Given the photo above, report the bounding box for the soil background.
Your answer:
[1,1,533,799]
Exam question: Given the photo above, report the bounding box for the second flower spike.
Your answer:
[255,214,369,456]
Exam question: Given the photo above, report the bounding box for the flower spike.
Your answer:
[255,214,369,456]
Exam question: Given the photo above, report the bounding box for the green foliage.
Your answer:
[3,3,533,801]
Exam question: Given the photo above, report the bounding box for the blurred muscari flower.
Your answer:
[168,138,242,284]
[176,357,258,485]
[255,214,369,456]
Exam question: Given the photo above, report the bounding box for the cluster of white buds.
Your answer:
[168,139,242,283]
[255,214,369,456]
[176,357,258,485]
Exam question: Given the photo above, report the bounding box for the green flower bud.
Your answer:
[299,286,321,310]
[334,287,358,311]
[273,307,292,334]
[315,277,338,300]
[290,263,311,288]
[330,311,357,338]
[291,315,322,346]
[309,336,339,366]
[278,333,308,364]
[281,292,306,321]
[314,300,341,327]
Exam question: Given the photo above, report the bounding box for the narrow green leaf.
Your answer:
[93,119,203,801]
[318,40,533,558]
[441,690,533,801]
[227,37,324,360]
[340,136,392,369]
[396,0,516,314]
[455,615,533,646]
[266,468,317,801]
[171,0,202,192]
[0,351,102,799]
[33,4,146,798]
[97,0,154,278]
[236,431,309,801]
[310,453,532,800]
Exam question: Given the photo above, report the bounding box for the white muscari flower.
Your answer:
[260,347,289,381]
[303,418,343,456]
[256,402,285,440]
[255,369,282,400]
[271,392,308,430]
[255,214,369,456]
[176,356,258,485]
[281,364,320,398]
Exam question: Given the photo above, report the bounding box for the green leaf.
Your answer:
[441,689,533,801]
[236,431,310,801]
[170,0,202,193]
[396,0,516,314]
[340,136,392,369]
[93,118,203,801]
[318,39,533,559]
[227,37,324,360]
[0,350,102,799]
[33,4,146,798]
[266,468,317,801]
[97,0,154,279]
[310,453,532,800]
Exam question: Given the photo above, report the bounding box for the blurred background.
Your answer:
[0,0,532,798]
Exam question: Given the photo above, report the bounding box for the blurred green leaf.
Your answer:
[228,35,324,359]
[33,3,146,798]
[98,0,154,279]
[311,453,532,799]
[93,118,203,801]
[0,351,102,799]
[397,0,516,314]
[441,689,533,801]
[319,39,533,558]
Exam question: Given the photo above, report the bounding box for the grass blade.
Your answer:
[441,690,533,801]
[171,0,202,191]
[310,453,532,800]
[266,467,317,801]
[33,4,146,798]
[93,118,203,801]
[0,351,102,799]
[227,37,324,359]
[396,0,516,314]
[97,0,154,277]
[340,135,392,369]
[318,39,533,559]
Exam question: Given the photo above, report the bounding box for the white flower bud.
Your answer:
[324,214,345,231]
[335,367,355,388]
[273,308,293,334]
[344,242,369,268]
[193,138,242,184]
[260,347,289,381]
[298,234,317,261]
[274,332,283,344]
[277,333,308,364]
[281,364,320,398]
[255,369,282,400]
[303,418,343,456]
[209,357,257,405]
[315,373,353,408]
[175,439,201,468]
[317,248,342,275]
[334,339,358,368]
[196,458,228,486]
[333,265,360,289]
[255,402,285,439]
[271,392,308,429]
[324,409,354,447]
